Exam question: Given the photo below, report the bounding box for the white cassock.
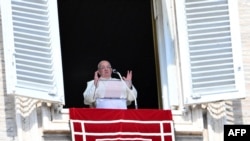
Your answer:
[83,78,137,109]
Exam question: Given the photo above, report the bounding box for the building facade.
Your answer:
[0,0,249,141]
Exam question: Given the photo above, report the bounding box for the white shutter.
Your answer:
[1,0,65,104]
[176,0,245,105]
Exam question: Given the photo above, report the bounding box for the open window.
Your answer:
[1,0,245,108]
[1,0,64,104]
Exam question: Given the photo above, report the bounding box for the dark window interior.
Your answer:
[58,0,159,109]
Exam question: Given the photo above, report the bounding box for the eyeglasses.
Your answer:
[98,66,112,70]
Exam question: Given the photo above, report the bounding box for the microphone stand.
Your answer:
[113,69,138,109]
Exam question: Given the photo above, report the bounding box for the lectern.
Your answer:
[95,80,130,109]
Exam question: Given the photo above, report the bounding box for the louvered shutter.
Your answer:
[175,0,245,105]
[1,0,65,103]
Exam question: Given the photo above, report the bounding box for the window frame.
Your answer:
[0,0,245,132]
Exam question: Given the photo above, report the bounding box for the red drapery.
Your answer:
[70,108,174,141]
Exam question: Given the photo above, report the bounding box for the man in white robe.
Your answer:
[83,60,137,109]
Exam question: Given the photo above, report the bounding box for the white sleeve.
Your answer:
[126,85,137,102]
[83,80,96,105]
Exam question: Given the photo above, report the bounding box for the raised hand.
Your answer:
[123,70,133,88]
[123,70,132,81]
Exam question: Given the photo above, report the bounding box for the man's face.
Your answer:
[98,61,112,78]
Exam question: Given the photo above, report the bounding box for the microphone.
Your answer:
[112,69,118,74]
[112,69,122,80]
[112,69,138,109]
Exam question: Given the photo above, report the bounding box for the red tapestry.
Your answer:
[70,108,174,141]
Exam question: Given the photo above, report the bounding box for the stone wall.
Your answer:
[0,13,17,141]
[232,0,250,124]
